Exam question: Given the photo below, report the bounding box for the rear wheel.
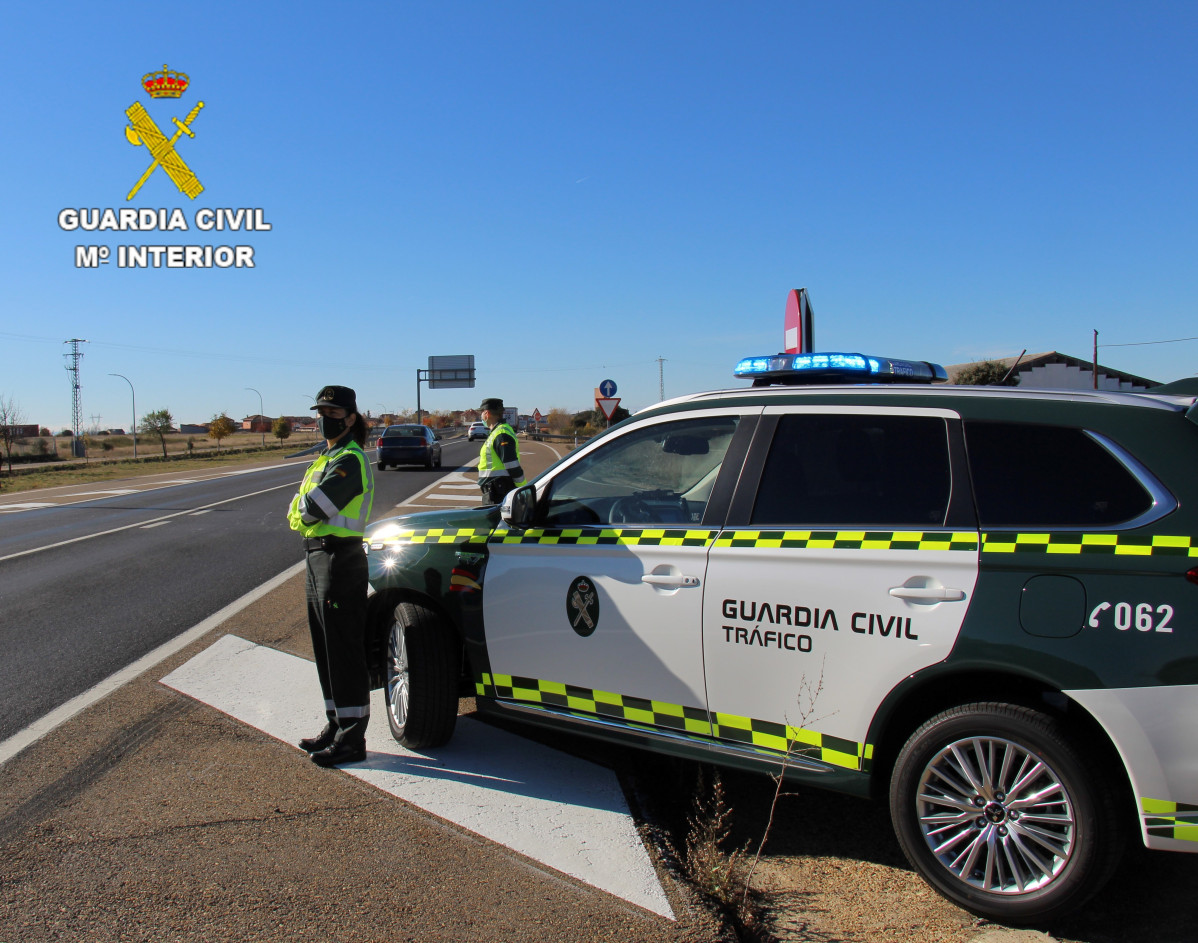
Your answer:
[383,602,459,748]
[377,461,386,471]
[889,702,1124,925]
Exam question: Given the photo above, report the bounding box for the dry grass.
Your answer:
[0,432,320,494]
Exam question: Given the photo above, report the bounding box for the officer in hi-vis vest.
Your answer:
[477,397,526,505]
[287,385,375,767]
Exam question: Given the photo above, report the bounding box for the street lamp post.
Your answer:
[246,387,265,448]
[108,373,136,458]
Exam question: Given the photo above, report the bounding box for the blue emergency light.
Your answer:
[734,352,948,386]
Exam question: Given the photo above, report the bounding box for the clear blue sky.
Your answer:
[2,2,1196,432]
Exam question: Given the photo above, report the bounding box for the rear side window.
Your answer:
[964,421,1153,527]
[751,414,951,527]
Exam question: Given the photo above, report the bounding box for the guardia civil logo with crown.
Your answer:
[124,64,205,200]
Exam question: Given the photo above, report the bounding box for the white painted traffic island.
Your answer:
[161,634,674,918]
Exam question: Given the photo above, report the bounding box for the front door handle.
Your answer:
[641,573,700,588]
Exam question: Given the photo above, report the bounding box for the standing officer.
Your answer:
[287,385,375,767]
[476,397,526,504]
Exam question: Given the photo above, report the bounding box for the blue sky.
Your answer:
[2,2,1196,431]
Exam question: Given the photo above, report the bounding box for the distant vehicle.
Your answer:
[376,424,441,470]
[467,421,488,441]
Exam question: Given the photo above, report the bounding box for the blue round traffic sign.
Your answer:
[599,378,617,397]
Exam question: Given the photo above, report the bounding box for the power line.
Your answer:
[1100,335,1198,348]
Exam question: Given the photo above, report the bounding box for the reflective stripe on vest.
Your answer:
[287,440,374,538]
[477,423,525,484]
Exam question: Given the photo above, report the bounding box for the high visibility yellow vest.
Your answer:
[477,423,526,486]
[287,440,374,538]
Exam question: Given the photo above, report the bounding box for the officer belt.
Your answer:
[303,535,364,552]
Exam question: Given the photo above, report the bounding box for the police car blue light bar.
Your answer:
[734,352,948,385]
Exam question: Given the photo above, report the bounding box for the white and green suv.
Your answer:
[363,352,1198,924]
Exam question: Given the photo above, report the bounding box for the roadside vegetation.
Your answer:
[0,430,322,494]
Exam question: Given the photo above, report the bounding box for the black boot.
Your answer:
[298,723,336,753]
[310,739,367,767]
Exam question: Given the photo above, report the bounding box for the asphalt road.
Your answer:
[0,439,480,743]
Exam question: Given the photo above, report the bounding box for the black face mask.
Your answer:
[317,414,348,440]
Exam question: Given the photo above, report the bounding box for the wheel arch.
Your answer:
[865,666,1135,817]
[366,587,466,690]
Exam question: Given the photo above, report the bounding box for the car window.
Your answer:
[751,414,951,527]
[384,425,424,439]
[541,416,740,527]
[964,421,1153,527]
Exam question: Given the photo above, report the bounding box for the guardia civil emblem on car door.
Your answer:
[566,577,599,637]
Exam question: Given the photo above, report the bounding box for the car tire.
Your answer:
[377,461,386,471]
[435,451,442,468]
[383,601,459,749]
[889,701,1124,925]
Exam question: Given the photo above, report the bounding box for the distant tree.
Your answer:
[208,413,237,452]
[953,360,1018,386]
[272,416,293,442]
[546,408,572,434]
[39,427,51,437]
[0,394,26,474]
[139,408,175,458]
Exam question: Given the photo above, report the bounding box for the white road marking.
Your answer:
[0,502,56,512]
[64,489,139,496]
[190,509,211,516]
[0,479,299,564]
[162,635,673,919]
[0,563,305,768]
[141,521,170,529]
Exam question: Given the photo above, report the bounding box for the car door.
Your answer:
[481,409,757,737]
[701,405,980,772]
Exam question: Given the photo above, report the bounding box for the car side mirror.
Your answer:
[502,485,537,529]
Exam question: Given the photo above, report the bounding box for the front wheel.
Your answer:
[889,702,1124,926]
[383,602,459,749]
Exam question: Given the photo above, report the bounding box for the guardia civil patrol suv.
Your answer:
[362,352,1198,925]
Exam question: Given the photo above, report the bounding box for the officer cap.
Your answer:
[480,397,504,413]
[311,385,358,413]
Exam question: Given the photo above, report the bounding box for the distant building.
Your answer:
[947,351,1158,391]
[179,423,208,434]
[242,414,273,433]
[285,415,317,433]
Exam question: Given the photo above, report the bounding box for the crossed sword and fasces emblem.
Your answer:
[571,586,597,630]
[124,101,205,201]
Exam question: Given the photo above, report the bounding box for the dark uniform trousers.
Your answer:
[480,476,516,506]
[303,536,370,745]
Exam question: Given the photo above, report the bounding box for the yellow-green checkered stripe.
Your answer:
[1142,798,1198,842]
[489,527,717,547]
[713,530,978,551]
[982,533,1198,556]
[373,527,490,545]
[476,672,871,772]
